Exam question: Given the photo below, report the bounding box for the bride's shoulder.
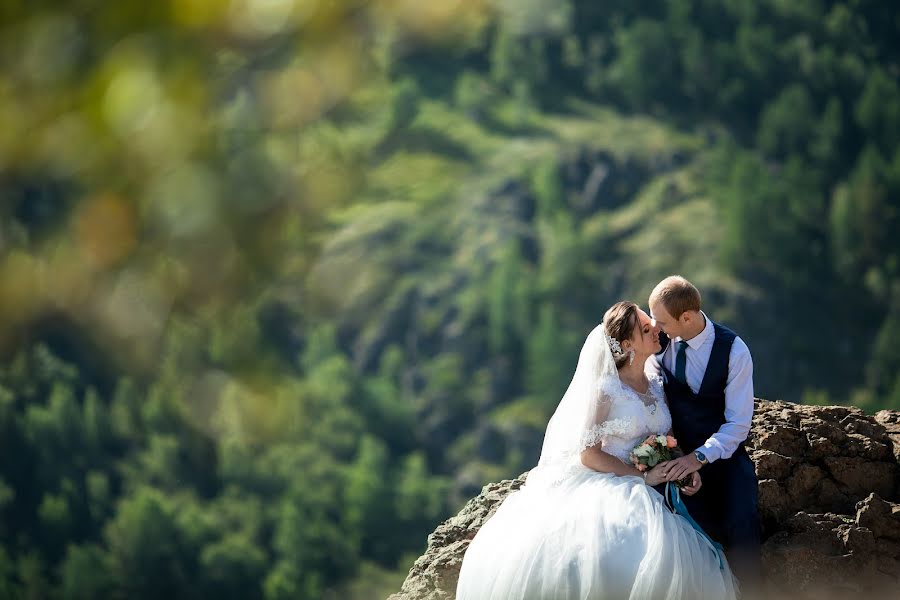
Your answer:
[596,377,623,399]
[648,374,665,395]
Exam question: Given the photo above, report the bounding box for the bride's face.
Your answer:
[625,309,662,358]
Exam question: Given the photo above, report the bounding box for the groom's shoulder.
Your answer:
[731,335,751,358]
[710,319,736,336]
[711,320,752,358]
[711,320,743,342]
[724,330,752,364]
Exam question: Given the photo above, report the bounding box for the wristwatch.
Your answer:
[694,449,708,466]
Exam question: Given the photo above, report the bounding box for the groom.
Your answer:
[647,276,761,590]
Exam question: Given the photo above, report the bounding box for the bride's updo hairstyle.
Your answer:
[602,301,639,370]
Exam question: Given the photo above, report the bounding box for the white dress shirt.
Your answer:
[647,311,754,463]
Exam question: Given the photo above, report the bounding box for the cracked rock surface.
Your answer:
[390,400,900,600]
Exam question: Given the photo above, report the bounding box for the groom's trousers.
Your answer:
[684,449,761,589]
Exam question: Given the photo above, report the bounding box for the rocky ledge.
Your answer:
[390,400,900,600]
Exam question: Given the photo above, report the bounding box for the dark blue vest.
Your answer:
[657,322,761,584]
[660,322,738,455]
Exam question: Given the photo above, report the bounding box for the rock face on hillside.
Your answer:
[389,400,900,600]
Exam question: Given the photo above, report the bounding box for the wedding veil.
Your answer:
[527,322,620,483]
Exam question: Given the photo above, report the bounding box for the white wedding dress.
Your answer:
[456,325,738,600]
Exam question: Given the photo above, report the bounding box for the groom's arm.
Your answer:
[698,337,753,463]
[643,354,662,378]
[663,338,753,481]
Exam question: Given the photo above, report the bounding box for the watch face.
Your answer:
[695,451,706,462]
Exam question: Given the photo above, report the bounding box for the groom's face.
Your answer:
[649,302,685,340]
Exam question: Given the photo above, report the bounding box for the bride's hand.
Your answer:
[643,462,670,486]
[680,471,702,496]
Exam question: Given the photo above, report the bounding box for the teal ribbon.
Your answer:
[665,482,725,570]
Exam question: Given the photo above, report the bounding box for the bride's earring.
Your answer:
[628,349,635,365]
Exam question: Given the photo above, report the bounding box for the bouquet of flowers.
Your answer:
[630,434,691,487]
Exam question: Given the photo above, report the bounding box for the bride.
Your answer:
[455,301,738,599]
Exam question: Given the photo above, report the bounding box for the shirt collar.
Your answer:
[676,311,713,350]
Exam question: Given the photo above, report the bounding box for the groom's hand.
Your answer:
[662,454,702,482]
[680,471,702,496]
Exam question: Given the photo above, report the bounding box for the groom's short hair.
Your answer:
[650,276,701,319]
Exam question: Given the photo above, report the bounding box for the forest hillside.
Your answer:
[0,1,898,598]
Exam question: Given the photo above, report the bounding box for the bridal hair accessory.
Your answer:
[604,331,624,358]
[605,329,634,364]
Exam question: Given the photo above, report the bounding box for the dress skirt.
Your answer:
[455,465,738,600]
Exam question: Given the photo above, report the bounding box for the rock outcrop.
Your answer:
[390,400,900,600]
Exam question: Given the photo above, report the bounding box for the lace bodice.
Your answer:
[581,375,671,464]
